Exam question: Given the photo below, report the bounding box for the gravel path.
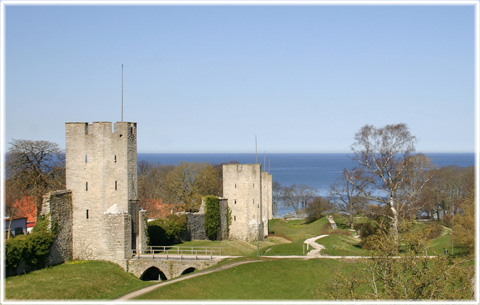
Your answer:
[304,235,329,256]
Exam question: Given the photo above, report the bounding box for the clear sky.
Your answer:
[3,3,476,153]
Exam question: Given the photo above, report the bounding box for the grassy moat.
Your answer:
[5,216,471,300]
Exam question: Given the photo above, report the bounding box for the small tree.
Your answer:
[306,196,333,223]
[330,169,367,229]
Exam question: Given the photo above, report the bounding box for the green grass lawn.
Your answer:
[175,236,291,256]
[135,258,367,300]
[426,231,470,256]
[317,234,370,256]
[5,260,153,300]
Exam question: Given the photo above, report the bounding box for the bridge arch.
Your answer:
[140,266,168,281]
[181,267,196,276]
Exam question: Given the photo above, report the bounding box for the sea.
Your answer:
[137,153,475,216]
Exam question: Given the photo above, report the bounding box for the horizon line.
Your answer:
[137,151,476,154]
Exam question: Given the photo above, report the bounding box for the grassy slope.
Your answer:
[176,236,291,256]
[5,261,153,300]
[269,218,330,241]
[136,258,366,300]
[317,234,370,256]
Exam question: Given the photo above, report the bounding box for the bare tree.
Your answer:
[330,169,368,229]
[6,139,65,216]
[272,181,282,218]
[281,184,316,217]
[350,124,416,242]
[399,154,434,220]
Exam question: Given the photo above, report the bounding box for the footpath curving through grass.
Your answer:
[135,258,366,300]
[5,260,153,300]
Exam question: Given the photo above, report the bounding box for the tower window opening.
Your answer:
[86,209,89,219]
[234,216,236,221]
[235,184,236,188]
[253,183,255,188]
[115,181,118,190]
[85,155,87,163]
[86,182,88,191]
[114,155,117,163]
[234,199,236,204]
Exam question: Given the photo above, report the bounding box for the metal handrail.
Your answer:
[133,246,222,259]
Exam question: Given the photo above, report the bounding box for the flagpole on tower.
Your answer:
[121,64,124,122]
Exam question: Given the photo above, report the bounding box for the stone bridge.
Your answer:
[126,256,221,281]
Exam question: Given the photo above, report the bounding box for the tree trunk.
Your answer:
[7,218,13,239]
[390,200,399,243]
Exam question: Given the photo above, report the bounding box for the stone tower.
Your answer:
[222,164,272,241]
[66,121,145,268]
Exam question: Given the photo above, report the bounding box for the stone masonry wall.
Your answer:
[261,172,273,236]
[104,210,131,269]
[187,213,206,240]
[218,198,228,240]
[41,190,73,266]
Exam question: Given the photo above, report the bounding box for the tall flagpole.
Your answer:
[121,64,124,122]
[255,135,258,164]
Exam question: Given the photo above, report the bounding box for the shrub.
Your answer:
[5,235,28,275]
[354,222,379,249]
[204,195,220,240]
[5,230,55,276]
[306,197,333,223]
[147,214,187,246]
[426,222,443,240]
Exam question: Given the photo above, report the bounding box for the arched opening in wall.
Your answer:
[181,267,196,276]
[140,267,167,281]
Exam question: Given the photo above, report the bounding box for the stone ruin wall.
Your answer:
[41,190,73,266]
[186,198,228,241]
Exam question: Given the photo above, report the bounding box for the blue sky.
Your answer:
[4,4,476,153]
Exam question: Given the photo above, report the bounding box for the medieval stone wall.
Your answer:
[41,190,73,266]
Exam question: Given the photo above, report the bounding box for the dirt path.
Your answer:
[114,259,261,301]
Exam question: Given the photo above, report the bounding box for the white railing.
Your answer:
[133,246,222,260]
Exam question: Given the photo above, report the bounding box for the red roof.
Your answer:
[12,196,37,225]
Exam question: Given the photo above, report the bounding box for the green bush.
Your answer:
[5,235,28,274]
[204,196,220,240]
[5,230,55,276]
[147,214,187,246]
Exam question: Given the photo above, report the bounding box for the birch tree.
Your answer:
[350,123,416,242]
